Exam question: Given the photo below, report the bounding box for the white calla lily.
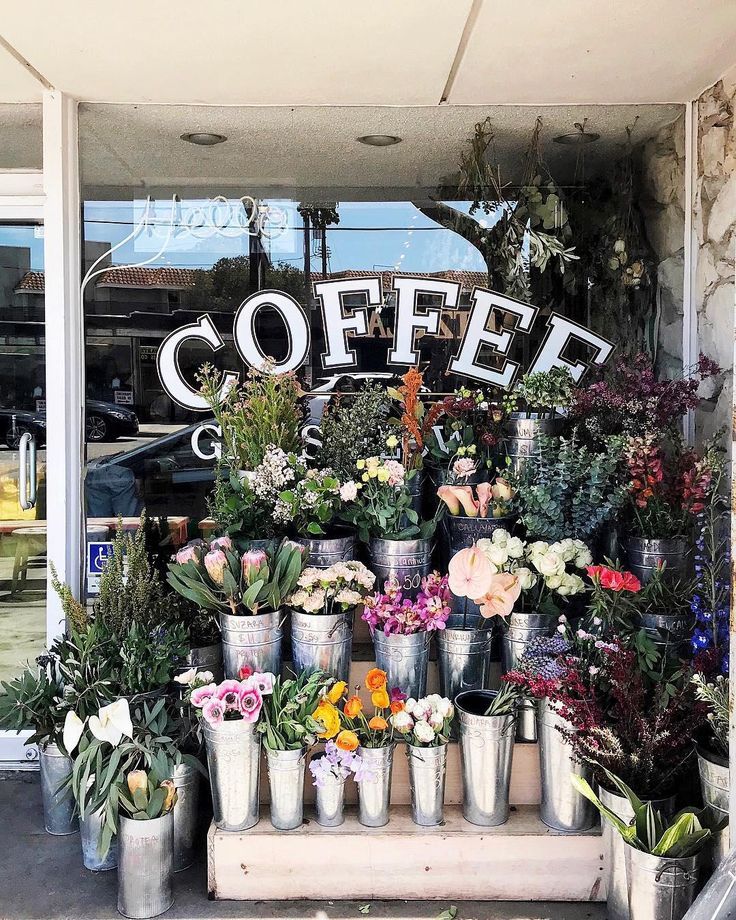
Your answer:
[88,698,133,746]
[62,710,85,755]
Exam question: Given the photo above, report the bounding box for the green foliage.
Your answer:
[692,673,729,758]
[257,671,330,751]
[482,683,523,716]
[208,462,282,541]
[317,383,391,479]
[49,561,88,631]
[572,767,719,857]
[118,621,190,695]
[513,367,575,412]
[511,434,628,542]
[339,468,442,543]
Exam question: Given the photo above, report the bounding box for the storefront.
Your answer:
[0,2,735,911]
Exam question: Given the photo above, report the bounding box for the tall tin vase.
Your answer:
[625,848,700,920]
[296,532,355,568]
[501,612,556,742]
[456,690,516,826]
[80,807,118,871]
[39,742,78,836]
[407,744,447,826]
[357,744,395,827]
[219,610,283,679]
[367,538,431,599]
[266,748,306,830]
[291,609,354,684]
[537,697,596,832]
[172,760,200,872]
[315,775,346,827]
[437,628,493,702]
[203,719,260,831]
[372,630,430,700]
[117,811,174,920]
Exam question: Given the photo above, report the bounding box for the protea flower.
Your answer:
[242,549,267,582]
[210,535,233,553]
[204,549,228,585]
[126,770,148,797]
[175,543,200,565]
[160,779,177,813]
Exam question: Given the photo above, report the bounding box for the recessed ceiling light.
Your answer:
[180,132,227,146]
[357,135,402,147]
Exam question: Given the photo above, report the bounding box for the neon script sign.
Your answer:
[157,275,615,411]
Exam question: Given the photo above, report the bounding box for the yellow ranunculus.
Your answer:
[313,702,340,739]
[371,688,390,709]
[327,680,347,704]
[367,468,378,479]
[356,459,365,470]
[362,473,369,482]
[376,469,389,483]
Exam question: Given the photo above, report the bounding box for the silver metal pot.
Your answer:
[372,629,430,700]
[599,784,677,920]
[446,594,484,629]
[697,746,729,868]
[626,847,700,920]
[357,744,395,827]
[407,743,447,827]
[172,760,200,872]
[445,514,517,556]
[39,742,77,836]
[437,628,493,702]
[219,609,283,679]
[296,532,355,569]
[80,806,118,871]
[117,811,174,919]
[501,612,556,742]
[634,611,695,657]
[456,690,516,826]
[503,415,566,472]
[203,718,260,831]
[407,468,425,518]
[368,538,431,599]
[291,609,353,684]
[175,642,224,684]
[537,697,596,833]
[624,537,689,585]
[314,774,346,828]
[266,747,306,830]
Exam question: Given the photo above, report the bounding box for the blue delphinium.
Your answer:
[689,492,730,675]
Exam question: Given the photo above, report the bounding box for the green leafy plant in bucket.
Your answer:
[119,766,177,820]
[257,670,333,751]
[572,767,721,857]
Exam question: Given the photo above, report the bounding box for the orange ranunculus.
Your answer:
[389,700,405,715]
[336,729,359,752]
[344,696,363,718]
[371,688,390,709]
[368,716,388,731]
[365,668,387,692]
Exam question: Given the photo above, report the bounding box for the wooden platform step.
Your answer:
[207,805,605,902]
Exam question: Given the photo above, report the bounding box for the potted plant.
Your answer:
[308,739,368,827]
[340,456,442,597]
[455,684,521,826]
[187,670,272,832]
[258,670,334,830]
[287,560,376,684]
[117,768,178,919]
[692,672,729,861]
[317,381,392,481]
[425,386,503,486]
[333,670,401,827]
[502,367,574,470]
[438,477,517,551]
[362,573,450,700]
[573,768,719,920]
[391,693,454,826]
[168,536,305,678]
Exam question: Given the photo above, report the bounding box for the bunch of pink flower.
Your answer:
[188,669,274,727]
[362,572,450,636]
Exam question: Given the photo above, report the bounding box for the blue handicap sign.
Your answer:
[87,541,114,575]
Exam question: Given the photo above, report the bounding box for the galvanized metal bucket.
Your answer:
[80,807,118,871]
[697,746,729,869]
[503,415,566,472]
[407,743,447,826]
[501,612,556,742]
[437,628,493,702]
[537,697,596,833]
[175,642,224,684]
[446,594,485,629]
[117,811,174,919]
[315,774,346,827]
[624,537,689,585]
[446,514,517,556]
[39,742,77,836]
[626,847,700,920]
[357,744,395,827]
[266,747,306,830]
[456,690,516,826]
[295,532,356,569]
[372,629,430,700]
[172,761,200,872]
[407,469,425,518]
[219,609,283,679]
[634,611,695,657]
[599,785,677,920]
[367,538,431,599]
[203,718,260,831]
[291,609,353,684]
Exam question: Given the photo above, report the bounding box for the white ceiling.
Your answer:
[0,0,735,105]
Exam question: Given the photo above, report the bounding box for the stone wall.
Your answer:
[694,68,736,446]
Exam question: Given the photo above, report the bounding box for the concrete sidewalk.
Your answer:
[0,773,605,920]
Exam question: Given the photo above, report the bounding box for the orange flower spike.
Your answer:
[371,688,390,709]
[400,368,424,449]
[365,668,387,692]
[336,729,360,752]
[344,696,363,719]
[368,716,388,731]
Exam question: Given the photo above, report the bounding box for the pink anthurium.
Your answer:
[477,573,522,620]
[448,545,494,600]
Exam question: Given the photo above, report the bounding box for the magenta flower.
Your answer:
[390,687,407,703]
[215,679,244,711]
[238,687,263,723]
[190,683,217,708]
[248,672,275,695]
[201,697,225,727]
[204,549,228,585]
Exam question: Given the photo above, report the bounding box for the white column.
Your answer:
[42,90,83,634]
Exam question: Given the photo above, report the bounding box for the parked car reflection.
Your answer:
[0,400,139,448]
